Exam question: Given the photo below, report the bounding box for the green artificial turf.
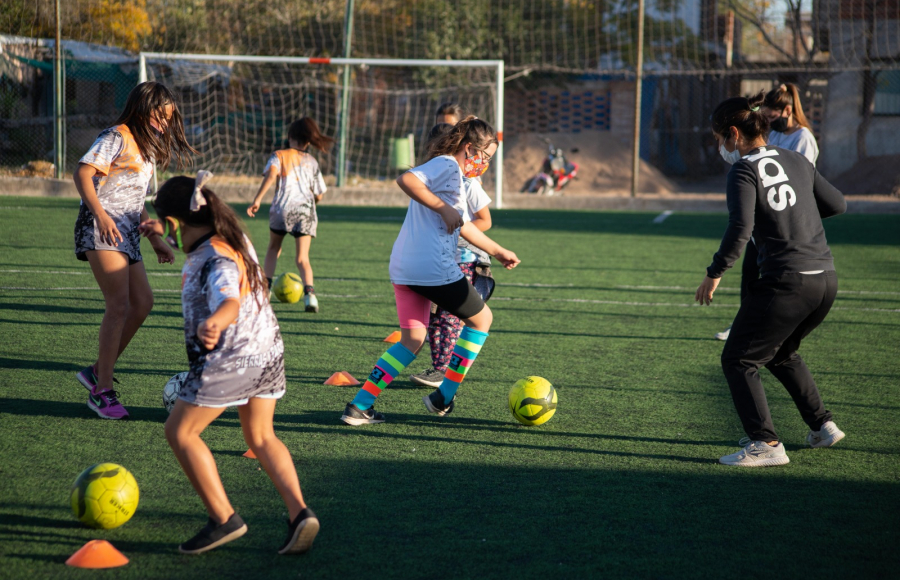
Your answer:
[0,198,898,579]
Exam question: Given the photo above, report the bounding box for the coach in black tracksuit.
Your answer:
[697,94,847,467]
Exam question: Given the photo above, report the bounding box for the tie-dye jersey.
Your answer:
[265,149,327,237]
[179,235,286,407]
[74,124,153,262]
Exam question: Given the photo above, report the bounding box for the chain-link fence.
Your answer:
[2,1,900,192]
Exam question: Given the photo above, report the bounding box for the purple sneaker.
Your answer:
[76,365,98,392]
[87,387,129,420]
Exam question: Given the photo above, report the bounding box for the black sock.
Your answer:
[304,285,314,295]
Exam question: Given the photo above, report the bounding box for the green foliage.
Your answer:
[0,199,898,578]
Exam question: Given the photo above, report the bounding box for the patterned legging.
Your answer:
[428,262,478,372]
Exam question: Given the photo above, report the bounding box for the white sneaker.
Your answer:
[807,421,845,448]
[719,438,790,467]
[715,325,731,341]
[304,293,319,313]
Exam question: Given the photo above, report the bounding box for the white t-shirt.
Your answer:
[389,155,467,286]
[767,127,818,166]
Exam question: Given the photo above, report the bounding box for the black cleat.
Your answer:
[179,513,247,554]
[423,389,455,416]
[340,403,385,425]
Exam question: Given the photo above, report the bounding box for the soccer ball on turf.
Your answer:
[163,371,189,413]
[70,463,139,529]
[508,376,558,426]
[272,272,303,303]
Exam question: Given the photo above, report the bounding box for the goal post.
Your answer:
[138,53,505,208]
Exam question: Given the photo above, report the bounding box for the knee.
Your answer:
[105,297,130,320]
[243,427,276,451]
[164,420,184,449]
[131,293,154,320]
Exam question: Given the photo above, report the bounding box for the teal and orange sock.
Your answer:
[351,342,417,410]
[437,327,488,403]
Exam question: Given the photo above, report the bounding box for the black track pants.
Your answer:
[721,271,838,442]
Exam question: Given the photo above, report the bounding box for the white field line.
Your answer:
[615,284,900,297]
[2,271,895,298]
[1,286,897,313]
[652,210,673,224]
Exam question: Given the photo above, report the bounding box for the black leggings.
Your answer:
[721,271,837,442]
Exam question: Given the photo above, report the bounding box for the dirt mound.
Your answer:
[502,130,679,195]
[829,155,900,196]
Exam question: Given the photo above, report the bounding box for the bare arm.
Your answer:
[247,167,279,217]
[459,222,519,269]
[196,298,240,350]
[74,163,122,246]
[396,172,463,233]
[470,206,492,232]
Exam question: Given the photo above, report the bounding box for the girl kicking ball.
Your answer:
[340,117,520,425]
[139,173,318,554]
[73,81,194,419]
[247,118,333,312]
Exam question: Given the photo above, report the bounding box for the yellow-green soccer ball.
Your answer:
[272,272,303,303]
[508,376,558,426]
[70,463,139,529]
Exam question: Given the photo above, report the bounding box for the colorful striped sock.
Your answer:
[437,326,488,404]
[351,342,417,410]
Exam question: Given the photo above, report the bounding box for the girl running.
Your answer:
[340,117,520,425]
[247,118,333,313]
[410,123,496,388]
[697,93,846,467]
[139,173,318,554]
[73,81,195,419]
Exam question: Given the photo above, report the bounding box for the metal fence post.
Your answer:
[631,0,645,199]
[336,0,355,187]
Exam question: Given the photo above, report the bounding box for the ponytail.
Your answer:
[427,115,498,158]
[763,83,812,131]
[288,118,335,152]
[154,175,267,305]
[711,91,770,141]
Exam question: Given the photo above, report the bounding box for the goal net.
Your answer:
[139,53,504,203]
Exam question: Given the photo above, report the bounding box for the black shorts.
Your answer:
[408,276,486,320]
[269,228,310,239]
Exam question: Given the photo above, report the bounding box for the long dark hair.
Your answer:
[422,123,453,162]
[764,83,812,131]
[114,81,196,169]
[288,118,334,152]
[153,176,266,304]
[427,116,498,158]
[711,91,770,142]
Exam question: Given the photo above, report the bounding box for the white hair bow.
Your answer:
[191,170,214,211]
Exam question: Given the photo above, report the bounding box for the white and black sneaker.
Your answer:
[410,368,444,388]
[423,390,454,416]
[807,421,845,448]
[179,513,247,554]
[340,403,385,426]
[719,438,790,467]
[278,507,320,555]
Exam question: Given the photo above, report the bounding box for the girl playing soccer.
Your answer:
[73,81,195,419]
[247,118,334,313]
[139,173,319,554]
[340,117,520,425]
[410,123,495,388]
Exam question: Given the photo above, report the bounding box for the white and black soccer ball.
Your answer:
[163,372,189,413]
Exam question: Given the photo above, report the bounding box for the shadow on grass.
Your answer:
[0,398,167,424]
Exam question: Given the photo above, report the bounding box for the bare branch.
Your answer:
[727,0,799,64]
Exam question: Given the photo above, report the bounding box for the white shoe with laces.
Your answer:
[304,293,319,313]
[807,421,845,448]
[719,438,790,467]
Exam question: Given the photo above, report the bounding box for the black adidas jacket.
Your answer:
[707,146,846,279]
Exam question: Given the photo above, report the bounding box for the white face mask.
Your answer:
[719,137,742,165]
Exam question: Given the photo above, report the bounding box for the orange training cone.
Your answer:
[66,540,129,569]
[383,331,401,343]
[243,449,257,459]
[324,372,361,386]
